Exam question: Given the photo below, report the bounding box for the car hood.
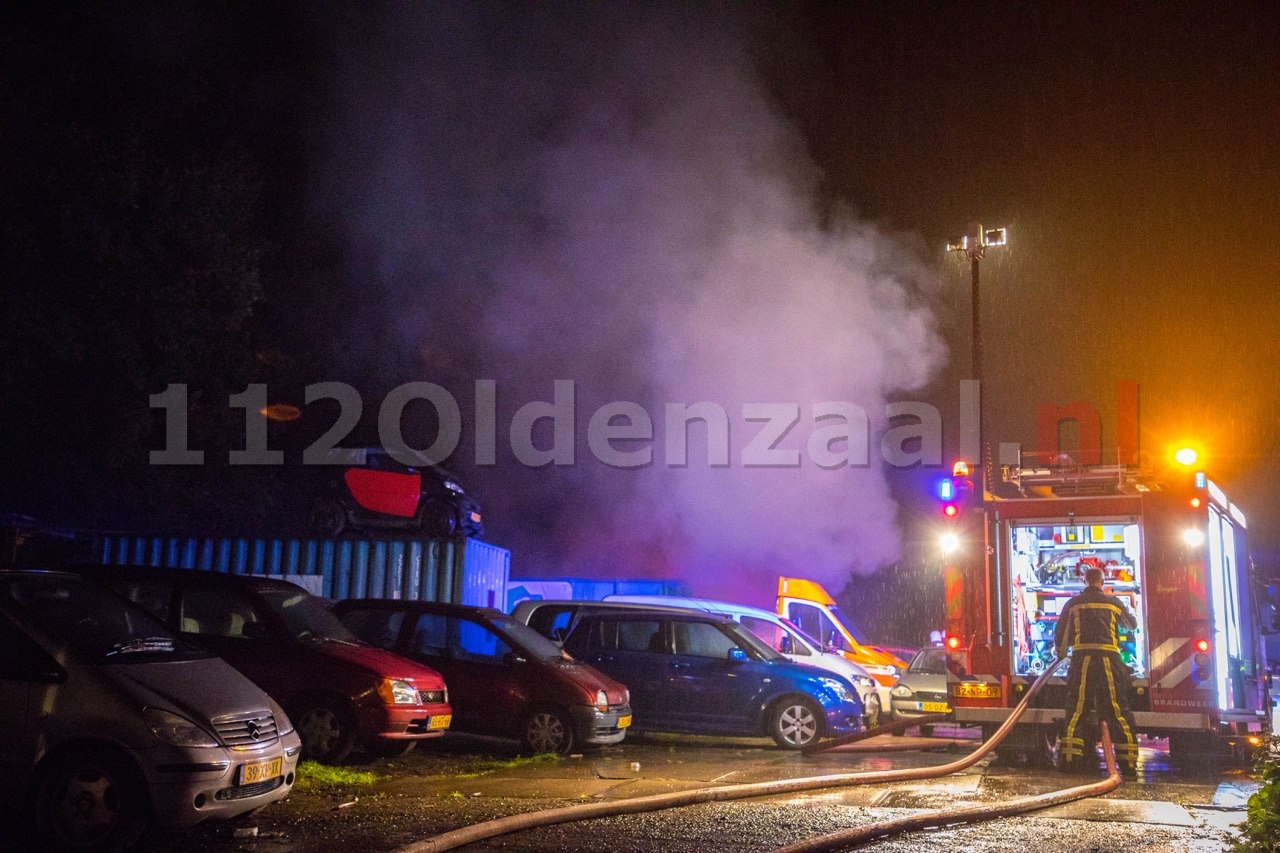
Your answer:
[897,670,948,693]
[550,658,629,705]
[306,637,447,689]
[109,657,281,722]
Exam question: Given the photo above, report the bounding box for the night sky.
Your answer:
[2,4,1277,630]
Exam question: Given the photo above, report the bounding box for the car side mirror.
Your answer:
[778,635,794,655]
[727,647,748,663]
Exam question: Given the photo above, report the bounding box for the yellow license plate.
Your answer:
[238,756,282,785]
[920,702,951,713]
[618,714,632,729]
[954,682,1002,699]
[469,512,482,523]
[429,714,452,730]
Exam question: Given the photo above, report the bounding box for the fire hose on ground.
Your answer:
[393,657,1121,853]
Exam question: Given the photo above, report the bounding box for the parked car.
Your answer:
[605,594,884,727]
[308,447,483,539]
[0,570,301,851]
[890,646,955,735]
[561,609,864,749]
[69,565,453,763]
[333,599,632,754]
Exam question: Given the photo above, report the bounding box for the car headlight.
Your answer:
[891,684,913,698]
[378,678,420,705]
[595,689,608,712]
[819,677,856,703]
[852,675,876,690]
[144,707,219,748]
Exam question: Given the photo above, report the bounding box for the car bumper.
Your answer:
[823,703,865,738]
[569,703,632,746]
[890,699,952,720]
[361,702,453,742]
[144,730,301,828]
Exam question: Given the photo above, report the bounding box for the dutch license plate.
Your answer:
[429,714,452,730]
[920,701,951,713]
[953,682,1002,700]
[238,756,282,785]
[618,714,632,729]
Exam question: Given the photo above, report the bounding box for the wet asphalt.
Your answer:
[136,722,1260,853]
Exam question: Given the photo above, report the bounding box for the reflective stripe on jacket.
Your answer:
[1053,586,1137,656]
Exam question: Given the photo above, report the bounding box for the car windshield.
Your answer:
[778,617,824,653]
[490,614,570,661]
[721,621,782,661]
[827,604,867,644]
[909,647,950,674]
[257,588,357,641]
[0,573,205,662]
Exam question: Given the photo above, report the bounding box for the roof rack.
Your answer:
[994,463,1159,499]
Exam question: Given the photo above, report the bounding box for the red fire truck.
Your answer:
[942,459,1271,763]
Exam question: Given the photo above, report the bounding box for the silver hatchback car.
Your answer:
[0,571,301,851]
[889,646,953,735]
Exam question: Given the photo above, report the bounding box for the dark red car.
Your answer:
[70,565,454,763]
[309,447,483,539]
[334,599,632,754]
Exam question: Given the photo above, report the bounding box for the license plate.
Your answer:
[953,682,1002,699]
[429,714,452,730]
[469,512,482,523]
[237,756,282,785]
[919,701,950,713]
[618,714,632,729]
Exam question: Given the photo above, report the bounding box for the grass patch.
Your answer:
[292,761,382,793]
[455,752,560,778]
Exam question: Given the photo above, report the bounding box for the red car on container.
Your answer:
[71,565,453,763]
[309,447,483,539]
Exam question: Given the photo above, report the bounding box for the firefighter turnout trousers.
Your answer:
[1062,650,1138,770]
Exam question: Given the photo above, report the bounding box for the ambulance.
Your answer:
[776,576,910,710]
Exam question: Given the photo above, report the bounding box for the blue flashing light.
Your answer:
[936,478,956,501]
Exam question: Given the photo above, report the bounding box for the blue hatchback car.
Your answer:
[561,609,863,748]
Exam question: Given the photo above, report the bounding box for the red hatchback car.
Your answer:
[309,447,484,539]
[71,565,454,763]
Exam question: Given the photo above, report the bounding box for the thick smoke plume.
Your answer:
[316,7,945,606]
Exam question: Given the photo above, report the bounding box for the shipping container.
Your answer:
[95,533,509,608]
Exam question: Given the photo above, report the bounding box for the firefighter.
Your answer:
[1054,566,1139,773]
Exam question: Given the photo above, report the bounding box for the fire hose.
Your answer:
[394,657,1120,853]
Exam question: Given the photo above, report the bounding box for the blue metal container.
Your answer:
[97,534,509,608]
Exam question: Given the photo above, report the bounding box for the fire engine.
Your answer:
[940,457,1271,763]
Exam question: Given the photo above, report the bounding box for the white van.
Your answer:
[604,594,885,726]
